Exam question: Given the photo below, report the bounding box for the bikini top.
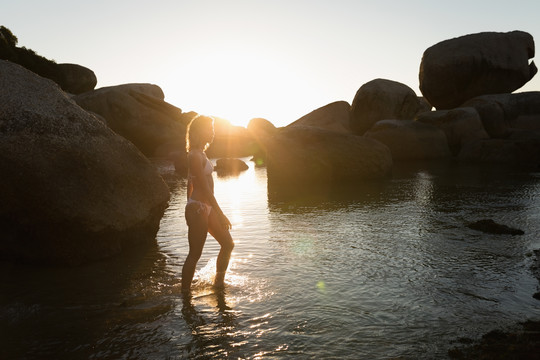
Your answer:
[203,157,213,175]
[188,151,213,179]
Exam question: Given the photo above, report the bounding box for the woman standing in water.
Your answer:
[182,115,234,292]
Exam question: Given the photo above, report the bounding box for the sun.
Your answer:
[164,46,305,128]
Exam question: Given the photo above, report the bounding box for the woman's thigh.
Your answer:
[186,202,209,251]
[208,210,233,248]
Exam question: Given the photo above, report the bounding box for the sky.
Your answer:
[4,0,540,127]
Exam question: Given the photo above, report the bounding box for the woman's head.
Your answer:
[186,115,215,152]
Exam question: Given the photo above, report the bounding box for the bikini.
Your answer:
[186,154,214,218]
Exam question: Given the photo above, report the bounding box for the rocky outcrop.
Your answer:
[266,126,393,189]
[74,84,191,156]
[415,107,489,156]
[364,120,451,160]
[350,79,422,135]
[0,60,170,265]
[420,31,537,110]
[287,101,351,133]
[0,27,97,94]
[462,92,540,138]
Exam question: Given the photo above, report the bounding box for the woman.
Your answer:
[182,115,234,292]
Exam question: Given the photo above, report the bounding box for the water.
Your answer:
[2,159,540,359]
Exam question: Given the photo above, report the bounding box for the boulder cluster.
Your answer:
[1,27,539,264]
[255,30,540,190]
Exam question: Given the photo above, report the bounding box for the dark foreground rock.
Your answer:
[467,219,524,235]
[420,31,537,110]
[0,60,170,265]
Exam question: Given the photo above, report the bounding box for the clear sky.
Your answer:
[4,0,540,127]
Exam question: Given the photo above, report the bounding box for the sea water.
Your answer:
[2,159,540,359]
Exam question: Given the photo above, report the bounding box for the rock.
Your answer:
[206,117,255,158]
[418,97,433,113]
[350,79,422,135]
[415,107,489,156]
[247,118,278,166]
[215,158,249,174]
[467,219,524,235]
[463,92,540,137]
[458,138,540,166]
[56,63,97,94]
[74,84,190,156]
[364,120,451,160]
[0,60,170,265]
[266,126,393,189]
[419,31,537,109]
[461,96,509,138]
[287,101,351,133]
[247,117,278,137]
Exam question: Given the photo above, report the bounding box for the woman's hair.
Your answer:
[186,115,215,152]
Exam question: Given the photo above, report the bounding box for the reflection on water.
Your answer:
[2,158,540,359]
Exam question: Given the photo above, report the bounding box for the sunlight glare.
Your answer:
[166,45,307,127]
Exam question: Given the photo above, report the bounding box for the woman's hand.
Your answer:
[220,214,232,230]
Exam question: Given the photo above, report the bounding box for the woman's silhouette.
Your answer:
[182,115,234,292]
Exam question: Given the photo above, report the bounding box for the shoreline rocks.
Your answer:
[0,60,170,265]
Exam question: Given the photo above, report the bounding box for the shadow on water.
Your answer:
[0,244,178,360]
[180,289,243,359]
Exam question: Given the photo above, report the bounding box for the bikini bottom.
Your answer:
[186,198,212,220]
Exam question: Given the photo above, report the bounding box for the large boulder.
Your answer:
[56,63,97,94]
[364,120,451,160]
[287,101,352,133]
[266,126,393,189]
[420,31,537,110]
[74,84,190,156]
[0,60,170,265]
[415,107,489,155]
[350,79,422,135]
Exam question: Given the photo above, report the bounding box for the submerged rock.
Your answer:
[0,60,170,265]
[467,219,524,235]
[420,31,537,110]
[215,158,249,174]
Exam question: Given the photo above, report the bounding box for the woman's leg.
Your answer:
[182,203,209,292]
[208,210,235,288]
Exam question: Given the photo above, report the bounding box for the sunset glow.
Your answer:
[4,0,540,128]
